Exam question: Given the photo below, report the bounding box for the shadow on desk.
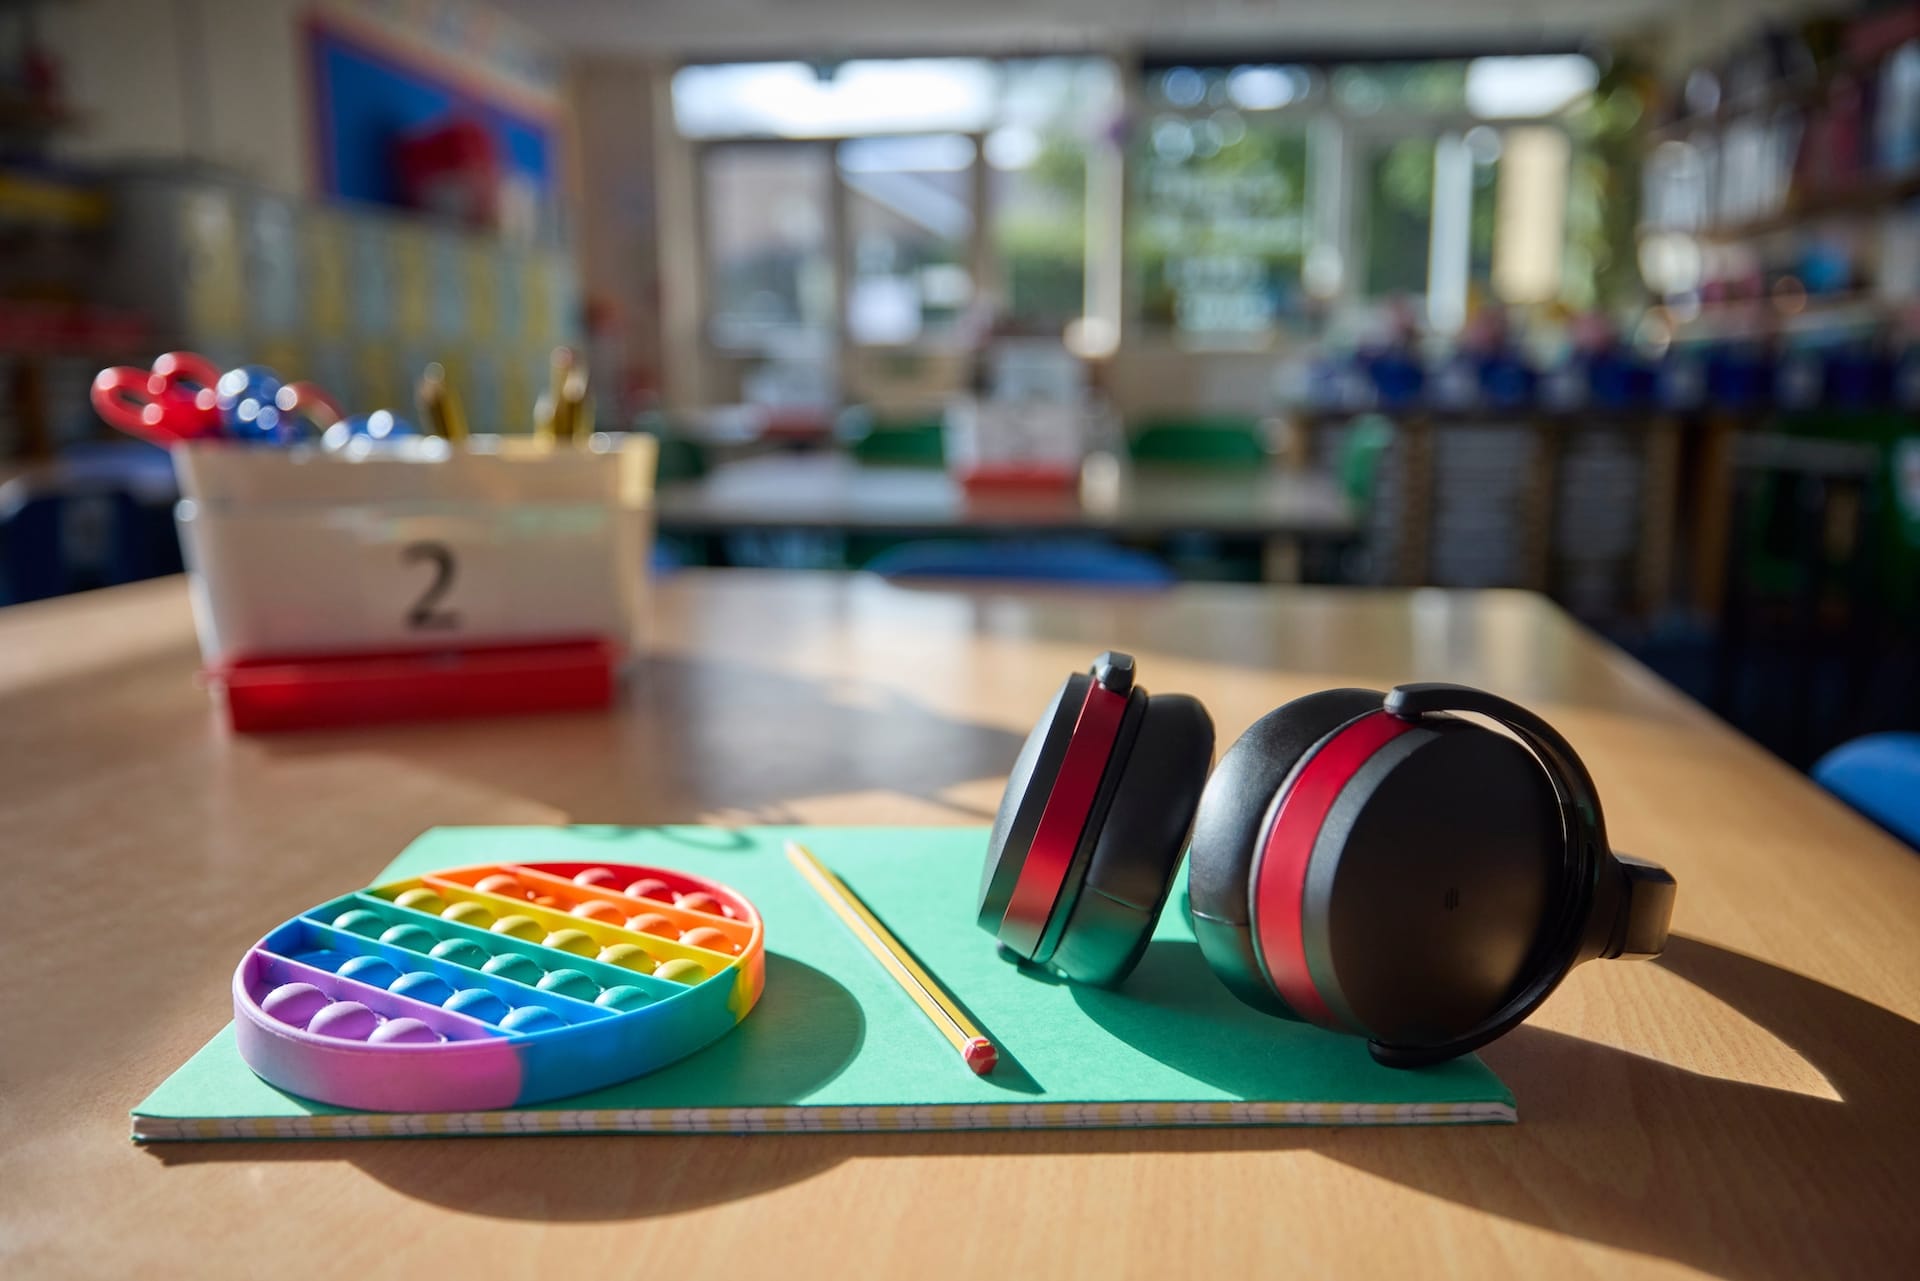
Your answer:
[148,936,1916,1279]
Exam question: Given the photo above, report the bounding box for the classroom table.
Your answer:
[655,454,1358,579]
[3,571,1916,1278]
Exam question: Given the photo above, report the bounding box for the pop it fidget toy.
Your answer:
[234,861,765,1111]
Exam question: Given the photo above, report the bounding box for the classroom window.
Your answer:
[683,57,1115,350]
[1133,65,1314,339]
[1360,135,1436,299]
[840,135,975,346]
[986,60,1113,333]
[673,59,998,138]
[703,144,835,349]
[684,55,1594,351]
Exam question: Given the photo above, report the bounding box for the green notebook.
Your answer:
[131,826,1515,1139]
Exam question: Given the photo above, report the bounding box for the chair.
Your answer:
[1813,733,1920,850]
[841,410,947,469]
[0,489,66,603]
[1,446,184,604]
[632,411,710,483]
[1126,416,1266,467]
[1337,413,1395,507]
[864,539,1176,587]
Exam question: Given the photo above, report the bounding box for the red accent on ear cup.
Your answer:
[998,679,1129,957]
[1251,710,1416,1028]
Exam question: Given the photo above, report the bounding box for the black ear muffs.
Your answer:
[1187,688,1385,1018]
[978,652,1214,984]
[1194,681,1675,1067]
[981,658,1677,1068]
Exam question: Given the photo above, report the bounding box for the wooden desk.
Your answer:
[3,572,1916,1278]
[657,456,1357,581]
[656,454,1355,537]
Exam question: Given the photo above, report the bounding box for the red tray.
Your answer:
[209,637,618,733]
[956,463,1080,493]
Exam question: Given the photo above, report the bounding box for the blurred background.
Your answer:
[1,0,1917,770]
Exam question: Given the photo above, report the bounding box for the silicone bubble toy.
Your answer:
[234,861,764,1111]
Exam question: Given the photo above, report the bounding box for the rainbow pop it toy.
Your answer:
[234,861,765,1111]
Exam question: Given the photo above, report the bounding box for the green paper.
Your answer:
[132,826,1514,1138]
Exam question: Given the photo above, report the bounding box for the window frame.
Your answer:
[676,57,1586,363]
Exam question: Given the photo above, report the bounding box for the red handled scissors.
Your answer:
[90,351,226,445]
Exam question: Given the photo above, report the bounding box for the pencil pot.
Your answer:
[171,435,656,731]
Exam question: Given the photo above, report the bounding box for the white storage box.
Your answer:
[173,435,655,664]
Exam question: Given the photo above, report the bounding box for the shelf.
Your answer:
[0,171,107,230]
[1652,292,1909,342]
[1640,166,1920,243]
[0,95,73,138]
[1647,76,1827,145]
[1645,29,1911,146]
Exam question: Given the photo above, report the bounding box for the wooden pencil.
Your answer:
[785,840,998,1075]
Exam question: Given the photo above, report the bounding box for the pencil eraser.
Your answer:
[379,924,439,954]
[260,982,330,1029]
[428,938,491,969]
[963,1038,998,1076]
[573,868,622,889]
[308,1001,380,1041]
[441,902,495,930]
[481,953,547,986]
[389,971,457,1006]
[596,943,655,973]
[543,929,598,959]
[491,915,544,942]
[395,888,447,916]
[369,1017,442,1045]
[337,955,403,989]
[442,988,511,1023]
[536,969,600,1001]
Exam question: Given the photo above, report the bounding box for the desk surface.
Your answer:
[3,572,1916,1279]
[656,454,1357,537]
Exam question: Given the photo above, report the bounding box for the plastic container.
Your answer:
[172,434,655,729]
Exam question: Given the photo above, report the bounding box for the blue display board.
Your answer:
[308,23,555,207]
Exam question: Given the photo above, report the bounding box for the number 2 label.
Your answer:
[402,540,460,630]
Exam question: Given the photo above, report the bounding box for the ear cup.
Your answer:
[1187,688,1384,1017]
[978,671,1092,934]
[1301,718,1564,1050]
[978,664,1139,960]
[1048,693,1214,986]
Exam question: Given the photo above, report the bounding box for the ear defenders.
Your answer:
[979,654,1676,1067]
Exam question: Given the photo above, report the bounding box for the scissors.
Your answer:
[90,352,226,445]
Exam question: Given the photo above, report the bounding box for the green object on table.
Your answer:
[132,825,1514,1140]
[1127,415,1266,467]
[633,410,710,483]
[1338,414,1396,508]
[841,407,947,468]
[1765,411,1919,617]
